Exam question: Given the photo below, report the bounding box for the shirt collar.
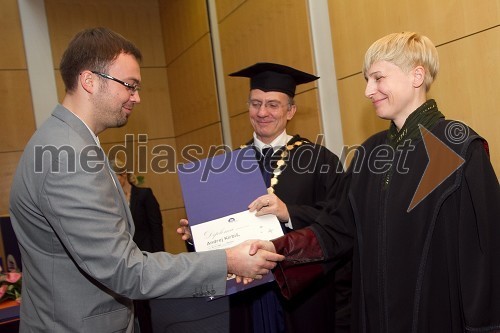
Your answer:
[71,112,101,148]
[253,130,292,153]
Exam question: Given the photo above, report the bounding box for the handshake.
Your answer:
[177,219,284,282]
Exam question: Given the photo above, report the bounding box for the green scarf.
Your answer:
[382,99,444,189]
[387,99,444,149]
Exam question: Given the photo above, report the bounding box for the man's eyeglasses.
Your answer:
[248,100,289,112]
[91,71,141,93]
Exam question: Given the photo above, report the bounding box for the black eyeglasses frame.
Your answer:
[91,71,141,93]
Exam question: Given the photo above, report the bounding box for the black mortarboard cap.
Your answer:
[229,62,319,97]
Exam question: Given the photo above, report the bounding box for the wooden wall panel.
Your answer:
[336,27,500,175]
[99,67,174,143]
[140,140,184,210]
[429,27,500,176]
[329,0,500,175]
[328,0,500,79]
[45,0,186,250]
[158,0,209,65]
[230,112,253,149]
[288,89,322,142]
[169,35,220,136]
[215,0,246,22]
[158,0,219,251]
[219,0,317,118]
[1,0,26,69]
[45,0,165,69]
[175,124,224,163]
[0,152,22,215]
[161,208,189,254]
[0,71,36,152]
[53,69,65,102]
[102,137,182,210]
[0,1,33,260]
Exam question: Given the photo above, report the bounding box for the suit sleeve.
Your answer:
[458,139,500,330]
[39,149,227,300]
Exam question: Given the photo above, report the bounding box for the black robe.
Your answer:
[273,120,500,332]
[129,185,164,253]
[129,185,164,333]
[231,135,352,333]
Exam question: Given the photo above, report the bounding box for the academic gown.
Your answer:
[129,185,164,253]
[231,135,352,333]
[128,185,164,333]
[273,120,500,333]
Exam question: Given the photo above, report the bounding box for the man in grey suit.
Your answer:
[9,27,283,333]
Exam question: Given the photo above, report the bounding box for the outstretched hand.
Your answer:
[226,240,283,280]
[248,193,289,222]
[232,240,279,284]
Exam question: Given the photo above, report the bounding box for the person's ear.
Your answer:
[286,104,297,121]
[413,66,425,88]
[80,70,95,93]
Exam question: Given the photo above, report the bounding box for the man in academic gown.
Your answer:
[178,62,352,333]
[228,62,351,333]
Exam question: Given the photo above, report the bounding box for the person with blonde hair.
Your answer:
[251,31,500,332]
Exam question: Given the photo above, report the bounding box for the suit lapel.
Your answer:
[109,169,135,234]
[52,105,96,144]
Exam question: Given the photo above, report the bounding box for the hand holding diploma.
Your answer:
[248,193,290,222]
[177,218,192,242]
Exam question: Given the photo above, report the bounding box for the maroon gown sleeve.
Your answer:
[270,168,355,300]
[271,228,325,300]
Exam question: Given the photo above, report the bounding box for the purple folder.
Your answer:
[178,147,276,295]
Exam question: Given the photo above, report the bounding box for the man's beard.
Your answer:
[115,112,129,128]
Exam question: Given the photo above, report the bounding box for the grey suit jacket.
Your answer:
[9,105,227,332]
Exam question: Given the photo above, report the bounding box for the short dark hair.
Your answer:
[59,27,142,93]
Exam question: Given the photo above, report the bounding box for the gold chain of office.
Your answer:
[241,140,306,194]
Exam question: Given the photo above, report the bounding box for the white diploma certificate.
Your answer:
[191,210,283,252]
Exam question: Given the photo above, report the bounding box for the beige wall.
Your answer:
[157,0,323,256]
[158,0,222,252]
[153,0,323,257]
[218,0,321,148]
[1,0,499,258]
[44,0,185,254]
[0,0,34,265]
[328,0,500,174]
[0,0,35,220]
